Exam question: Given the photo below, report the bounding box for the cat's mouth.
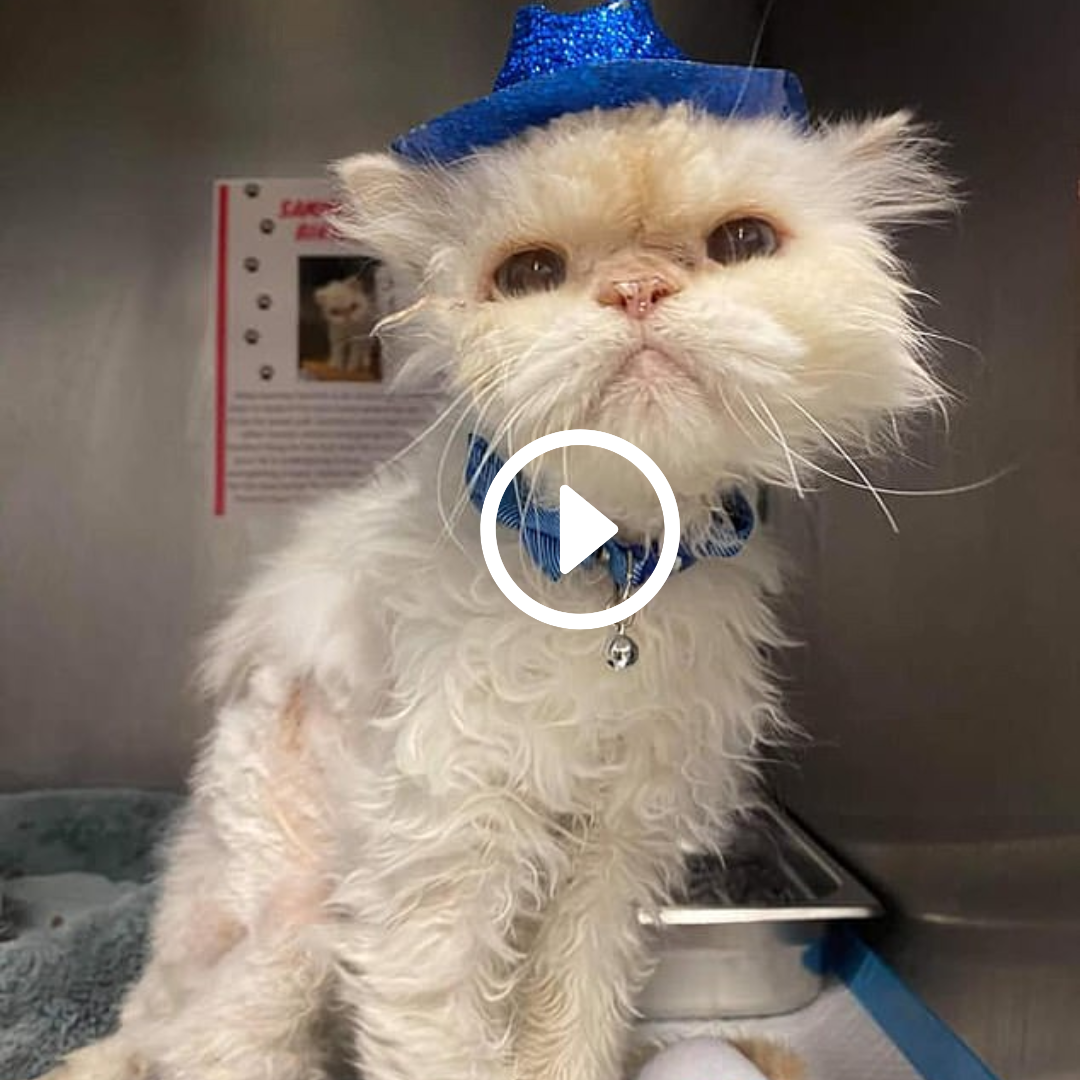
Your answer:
[601,341,702,400]
[572,335,716,436]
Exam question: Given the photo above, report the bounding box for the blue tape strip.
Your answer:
[830,929,1001,1080]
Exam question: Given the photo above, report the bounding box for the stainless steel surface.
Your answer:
[850,835,1080,1080]
[767,5,1080,1076]
[769,0,1080,852]
[640,809,880,1020]
[648,806,881,926]
[885,924,1080,1080]
[639,920,825,1020]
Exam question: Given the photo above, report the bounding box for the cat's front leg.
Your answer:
[343,336,364,374]
[328,327,346,370]
[40,676,337,1080]
[331,803,544,1080]
[513,815,682,1080]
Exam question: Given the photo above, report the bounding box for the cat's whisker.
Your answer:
[489,398,574,584]
[433,406,485,552]
[884,413,902,448]
[376,381,486,473]
[434,376,505,559]
[740,394,805,499]
[746,0,775,71]
[438,390,533,549]
[799,367,890,382]
[729,0,775,119]
[509,407,549,584]
[372,296,430,337]
[796,457,1016,498]
[931,393,952,439]
[464,398,545,563]
[781,394,1011,501]
[739,391,1013,501]
[385,339,450,394]
[779,394,899,532]
[714,381,771,459]
[516,444,540,583]
[919,329,987,367]
[498,400,532,583]
[443,378,511,530]
[440,443,499,549]
[441,388,536,573]
[731,392,820,484]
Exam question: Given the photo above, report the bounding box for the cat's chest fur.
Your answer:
[212,456,784,848]
[369,501,784,834]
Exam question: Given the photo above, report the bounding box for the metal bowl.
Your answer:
[638,805,880,1019]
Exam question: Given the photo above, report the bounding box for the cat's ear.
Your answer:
[331,153,441,293]
[820,111,958,229]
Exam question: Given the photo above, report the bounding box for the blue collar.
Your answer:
[465,434,755,589]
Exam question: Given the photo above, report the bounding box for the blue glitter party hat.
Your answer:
[392,0,807,163]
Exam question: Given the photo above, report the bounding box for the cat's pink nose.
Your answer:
[597,275,680,319]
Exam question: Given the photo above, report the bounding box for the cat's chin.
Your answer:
[581,349,718,469]
[582,368,740,498]
[617,344,698,384]
[550,405,748,528]
[591,344,704,413]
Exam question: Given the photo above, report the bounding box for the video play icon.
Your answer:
[478,429,680,630]
[558,485,619,574]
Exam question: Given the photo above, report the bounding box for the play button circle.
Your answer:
[478,429,680,630]
[558,485,619,575]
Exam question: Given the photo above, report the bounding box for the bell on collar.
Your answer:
[604,559,640,670]
[604,630,639,671]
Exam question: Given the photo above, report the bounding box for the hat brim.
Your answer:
[391,59,808,164]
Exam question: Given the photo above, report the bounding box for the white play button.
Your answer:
[478,429,680,631]
[558,484,619,574]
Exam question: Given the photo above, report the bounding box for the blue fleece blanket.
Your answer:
[0,790,179,1080]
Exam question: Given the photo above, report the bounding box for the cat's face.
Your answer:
[315,277,369,327]
[336,104,952,517]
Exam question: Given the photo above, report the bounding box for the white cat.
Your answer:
[314,275,375,375]
[45,103,951,1080]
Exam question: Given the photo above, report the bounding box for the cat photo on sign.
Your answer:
[298,255,383,382]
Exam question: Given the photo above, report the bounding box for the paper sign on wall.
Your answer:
[212,178,434,516]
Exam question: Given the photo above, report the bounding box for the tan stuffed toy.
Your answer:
[636,1036,806,1080]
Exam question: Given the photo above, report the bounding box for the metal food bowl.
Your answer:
[638,805,880,1020]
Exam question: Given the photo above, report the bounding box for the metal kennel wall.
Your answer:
[1,2,1076,1077]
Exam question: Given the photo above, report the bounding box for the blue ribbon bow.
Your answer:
[465,434,754,589]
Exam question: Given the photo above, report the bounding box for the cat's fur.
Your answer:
[315,275,375,375]
[46,103,951,1080]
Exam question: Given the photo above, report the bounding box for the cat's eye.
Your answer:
[706,217,780,265]
[492,247,567,298]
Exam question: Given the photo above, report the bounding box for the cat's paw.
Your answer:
[35,1037,155,1080]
